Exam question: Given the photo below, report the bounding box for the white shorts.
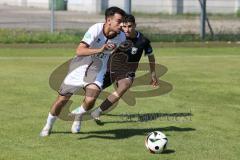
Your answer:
[58,55,108,96]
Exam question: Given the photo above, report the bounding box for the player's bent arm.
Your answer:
[148,54,156,75]
[76,42,107,56]
[148,54,159,87]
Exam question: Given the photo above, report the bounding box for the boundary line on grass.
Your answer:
[0,55,240,60]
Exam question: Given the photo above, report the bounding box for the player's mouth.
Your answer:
[125,32,130,36]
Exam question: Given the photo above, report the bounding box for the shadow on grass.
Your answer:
[51,127,182,154]
[161,149,175,154]
[77,126,195,140]
[51,131,72,134]
[99,112,192,125]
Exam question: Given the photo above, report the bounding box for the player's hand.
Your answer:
[150,72,159,88]
[98,43,116,54]
[99,43,116,53]
[105,42,116,51]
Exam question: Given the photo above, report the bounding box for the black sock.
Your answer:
[99,98,113,111]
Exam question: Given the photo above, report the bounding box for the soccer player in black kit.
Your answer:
[90,14,159,122]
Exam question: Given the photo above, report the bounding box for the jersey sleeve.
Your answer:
[144,38,153,56]
[81,24,98,46]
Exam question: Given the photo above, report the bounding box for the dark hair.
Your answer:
[122,14,135,24]
[105,6,125,20]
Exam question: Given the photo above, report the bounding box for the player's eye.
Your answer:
[116,19,122,24]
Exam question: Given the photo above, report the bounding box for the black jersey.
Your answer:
[102,31,153,89]
[124,31,153,62]
[109,31,153,73]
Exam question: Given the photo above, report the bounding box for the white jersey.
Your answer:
[59,23,126,94]
[82,23,126,57]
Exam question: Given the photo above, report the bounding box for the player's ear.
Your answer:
[134,23,137,28]
[106,17,112,24]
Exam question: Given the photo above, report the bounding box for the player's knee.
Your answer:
[116,83,131,96]
[59,100,68,106]
[85,84,101,98]
[57,96,70,105]
[118,79,132,90]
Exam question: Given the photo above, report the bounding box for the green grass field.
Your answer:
[0,44,239,160]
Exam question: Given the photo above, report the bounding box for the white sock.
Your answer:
[46,112,57,127]
[72,105,87,115]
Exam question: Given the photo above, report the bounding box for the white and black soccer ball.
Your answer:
[145,131,168,154]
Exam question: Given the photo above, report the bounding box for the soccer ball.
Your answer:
[145,131,168,154]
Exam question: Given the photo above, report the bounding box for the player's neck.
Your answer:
[103,24,110,36]
[129,31,137,39]
[103,24,116,39]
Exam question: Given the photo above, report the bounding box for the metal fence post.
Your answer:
[50,0,55,33]
[124,0,131,14]
[177,0,184,14]
[235,0,240,13]
[169,0,183,15]
[101,0,109,12]
[200,0,206,40]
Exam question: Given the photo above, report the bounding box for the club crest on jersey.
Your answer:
[131,47,138,55]
[97,38,101,43]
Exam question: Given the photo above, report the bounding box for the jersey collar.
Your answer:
[127,31,140,41]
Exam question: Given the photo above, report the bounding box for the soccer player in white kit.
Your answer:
[40,7,126,137]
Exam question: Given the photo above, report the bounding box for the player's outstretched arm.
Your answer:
[148,54,159,87]
[76,43,112,56]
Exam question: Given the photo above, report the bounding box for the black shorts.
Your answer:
[102,71,135,90]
